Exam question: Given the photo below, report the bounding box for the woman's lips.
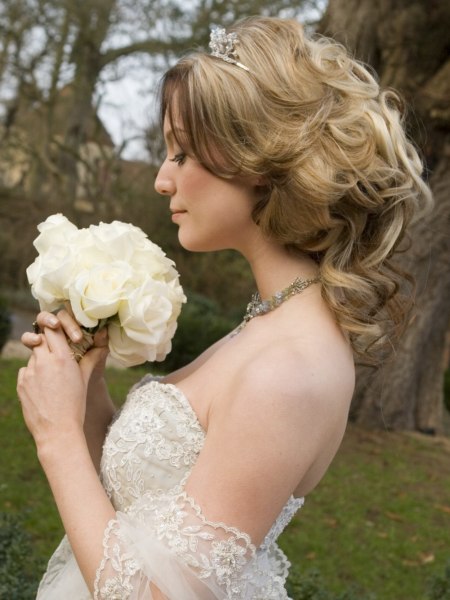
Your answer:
[171,209,187,222]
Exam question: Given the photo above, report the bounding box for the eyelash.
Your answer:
[169,153,186,166]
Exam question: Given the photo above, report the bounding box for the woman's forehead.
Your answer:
[163,111,187,139]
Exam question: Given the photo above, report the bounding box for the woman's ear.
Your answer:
[253,177,271,212]
[247,175,270,193]
[255,175,269,187]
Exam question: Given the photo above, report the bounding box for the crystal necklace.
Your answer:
[232,276,321,336]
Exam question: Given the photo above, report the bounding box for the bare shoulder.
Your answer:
[206,326,354,469]
[203,326,354,497]
[234,330,354,421]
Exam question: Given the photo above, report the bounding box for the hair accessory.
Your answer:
[231,276,321,336]
[209,26,250,72]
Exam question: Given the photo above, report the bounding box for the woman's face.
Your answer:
[154,113,262,254]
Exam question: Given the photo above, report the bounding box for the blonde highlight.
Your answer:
[159,17,432,363]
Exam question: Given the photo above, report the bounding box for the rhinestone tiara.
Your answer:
[209,26,250,72]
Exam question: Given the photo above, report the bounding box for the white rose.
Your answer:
[119,279,174,344]
[129,246,182,285]
[107,321,154,366]
[33,214,79,254]
[90,220,178,282]
[68,261,134,328]
[108,277,185,365]
[72,228,110,271]
[26,244,75,311]
[89,221,152,263]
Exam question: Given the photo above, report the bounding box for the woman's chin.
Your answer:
[177,232,226,253]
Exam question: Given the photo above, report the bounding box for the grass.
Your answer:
[280,428,450,598]
[1,358,449,598]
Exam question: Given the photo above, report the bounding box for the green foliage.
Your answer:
[287,567,377,600]
[288,560,450,600]
[0,512,39,599]
[287,567,333,600]
[0,296,12,352]
[159,291,239,371]
[426,561,450,600]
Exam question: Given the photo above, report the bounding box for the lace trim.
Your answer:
[129,373,164,394]
[260,496,304,551]
[94,488,256,599]
[94,519,144,600]
[145,491,254,580]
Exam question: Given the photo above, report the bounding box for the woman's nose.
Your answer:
[154,161,176,196]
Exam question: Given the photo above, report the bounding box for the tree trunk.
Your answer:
[60,0,117,220]
[319,0,450,431]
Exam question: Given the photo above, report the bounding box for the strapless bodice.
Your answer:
[101,379,304,553]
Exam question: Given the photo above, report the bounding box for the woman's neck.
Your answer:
[242,235,320,299]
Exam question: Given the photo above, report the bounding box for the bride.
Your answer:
[18,16,431,599]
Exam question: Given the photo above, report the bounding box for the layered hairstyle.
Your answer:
[159,16,432,363]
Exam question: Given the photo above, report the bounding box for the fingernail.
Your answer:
[47,316,58,326]
[71,330,83,341]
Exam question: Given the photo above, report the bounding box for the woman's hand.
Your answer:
[25,308,83,344]
[22,309,109,383]
[17,325,109,451]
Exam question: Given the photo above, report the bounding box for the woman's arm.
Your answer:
[37,428,116,591]
[22,310,116,471]
[17,326,116,594]
[84,375,116,472]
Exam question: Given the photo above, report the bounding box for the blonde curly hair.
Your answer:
[159,16,432,363]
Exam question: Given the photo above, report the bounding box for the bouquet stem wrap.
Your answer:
[69,329,95,362]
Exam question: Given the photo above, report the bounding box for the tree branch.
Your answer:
[100,39,188,68]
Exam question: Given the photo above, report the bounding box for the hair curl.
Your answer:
[159,16,432,363]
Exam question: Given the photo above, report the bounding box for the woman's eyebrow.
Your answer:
[164,129,174,145]
[164,127,187,144]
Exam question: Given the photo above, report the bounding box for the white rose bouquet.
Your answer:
[26,214,186,367]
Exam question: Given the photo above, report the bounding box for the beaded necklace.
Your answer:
[232,276,321,336]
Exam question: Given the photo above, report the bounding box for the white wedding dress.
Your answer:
[36,376,304,599]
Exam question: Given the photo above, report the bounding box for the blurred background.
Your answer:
[0,0,449,597]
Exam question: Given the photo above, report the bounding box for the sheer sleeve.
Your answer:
[93,485,256,600]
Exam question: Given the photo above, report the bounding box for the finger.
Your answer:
[55,308,83,343]
[21,331,42,349]
[28,348,36,363]
[35,311,60,331]
[17,367,27,402]
[29,342,42,364]
[93,327,109,348]
[38,326,72,357]
[17,366,26,388]
[80,346,109,383]
[62,301,75,318]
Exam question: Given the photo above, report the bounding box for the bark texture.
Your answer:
[319,0,450,431]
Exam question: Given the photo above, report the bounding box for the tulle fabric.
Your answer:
[35,534,209,600]
[36,537,91,600]
[37,489,302,600]
[93,488,255,599]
